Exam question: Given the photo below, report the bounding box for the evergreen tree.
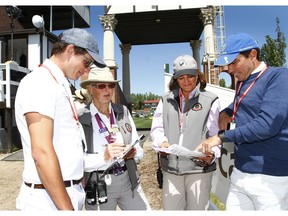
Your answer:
[260,17,286,67]
[219,78,226,88]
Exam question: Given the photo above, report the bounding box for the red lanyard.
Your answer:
[232,65,268,122]
[40,64,79,125]
[95,111,115,144]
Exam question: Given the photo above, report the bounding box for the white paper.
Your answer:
[155,144,206,158]
[99,135,144,178]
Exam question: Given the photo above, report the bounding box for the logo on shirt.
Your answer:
[125,123,132,133]
[192,103,202,111]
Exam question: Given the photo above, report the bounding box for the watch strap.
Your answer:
[217,130,226,143]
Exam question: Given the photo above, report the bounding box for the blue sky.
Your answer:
[61,5,288,95]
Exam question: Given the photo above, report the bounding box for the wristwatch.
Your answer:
[217,130,226,143]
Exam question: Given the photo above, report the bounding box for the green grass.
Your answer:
[133,117,152,129]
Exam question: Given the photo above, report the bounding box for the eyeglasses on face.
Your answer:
[91,83,116,89]
[82,54,94,68]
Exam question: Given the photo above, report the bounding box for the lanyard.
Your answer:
[179,90,184,129]
[40,64,79,125]
[232,65,268,122]
[95,111,115,144]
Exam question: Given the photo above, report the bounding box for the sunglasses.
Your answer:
[91,83,116,89]
[191,158,209,167]
[82,54,94,68]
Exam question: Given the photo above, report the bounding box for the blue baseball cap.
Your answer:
[60,28,106,68]
[214,33,259,66]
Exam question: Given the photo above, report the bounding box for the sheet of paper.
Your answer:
[155,144,206,158]
[99,135,144,178]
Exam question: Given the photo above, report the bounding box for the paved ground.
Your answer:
[1,150,24,161]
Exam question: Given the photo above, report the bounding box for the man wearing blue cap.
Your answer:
[15,28,105,210]
[196,32,288,210]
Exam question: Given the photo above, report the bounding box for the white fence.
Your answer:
[0,61,30,108]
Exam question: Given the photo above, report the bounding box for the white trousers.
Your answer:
[226,167,288,210]
[16,182,85,210]
[162,170,213,210]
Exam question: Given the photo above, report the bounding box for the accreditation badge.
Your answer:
[230,122,236,130]
[110,124,120,134]
[99,127,110,137]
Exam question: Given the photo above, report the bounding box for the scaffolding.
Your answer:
[214,6,226,55]
[212,6,226,84]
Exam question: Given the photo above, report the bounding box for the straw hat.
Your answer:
[80,65,120,89]
[75,88,88,100]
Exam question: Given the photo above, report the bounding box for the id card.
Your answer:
[99,128,109,137]
[230,122,236,130]
[109,124,120,134]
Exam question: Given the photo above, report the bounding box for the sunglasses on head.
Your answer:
[82,54,94,68]
[91,83,116,89]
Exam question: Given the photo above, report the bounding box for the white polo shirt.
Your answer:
[15,59,84,183]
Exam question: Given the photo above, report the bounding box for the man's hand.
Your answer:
[195,135,222,154]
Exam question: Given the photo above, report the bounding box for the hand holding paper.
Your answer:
[155,144,206,158]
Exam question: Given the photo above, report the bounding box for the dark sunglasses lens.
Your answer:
[108,84,116,89]
[97,84,107,89]
[93,83,116,89]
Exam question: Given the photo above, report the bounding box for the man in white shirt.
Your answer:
[15,28,105,211]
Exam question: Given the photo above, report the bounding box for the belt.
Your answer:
[24,178,83,189]
[98,165,127,174]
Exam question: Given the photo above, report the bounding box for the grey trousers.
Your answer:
[85,171,151,210]
[162,170,213,210]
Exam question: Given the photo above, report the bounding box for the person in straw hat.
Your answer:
[73,72,91,114]
[79,65,151,210]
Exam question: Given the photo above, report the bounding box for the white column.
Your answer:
[119,44,131,103]
[99,14,117,67]
[190,40,201,70]
[28,34,41,71]
[201,7,217,84]
[42,35,48,61]
[201,7,216,62]
[0,39,6,63]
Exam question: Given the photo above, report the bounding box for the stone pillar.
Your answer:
[201,7,217,84]
[99,14,119,103]
[190,40,201,70]
[119,44,132,104]
[99,14,118,68]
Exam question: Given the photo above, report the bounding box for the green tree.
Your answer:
[260,17,286,67]
[131,92,160,110]
[219,78,226,88]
